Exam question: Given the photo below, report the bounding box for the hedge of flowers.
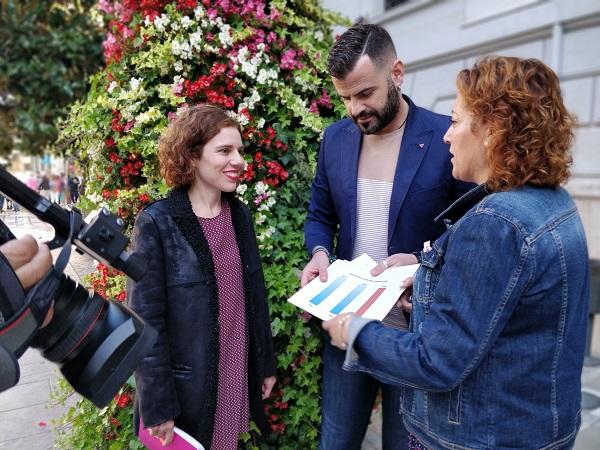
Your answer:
[52,1,347,449]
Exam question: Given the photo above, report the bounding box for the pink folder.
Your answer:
[138,419,204,450]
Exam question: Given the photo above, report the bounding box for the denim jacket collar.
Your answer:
[435,183,490,226]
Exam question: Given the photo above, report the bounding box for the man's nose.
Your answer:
[349,98,365,117]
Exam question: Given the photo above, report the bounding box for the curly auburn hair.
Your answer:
[158,104,240,188]
[456,56,575,191]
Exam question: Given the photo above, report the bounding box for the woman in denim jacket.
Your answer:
[324,56,589,449]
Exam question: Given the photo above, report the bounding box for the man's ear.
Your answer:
[391,59,405,89]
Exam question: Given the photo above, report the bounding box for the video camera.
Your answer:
[0,166,157,407]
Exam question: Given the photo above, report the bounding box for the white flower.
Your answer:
[259,204,269,212]
[180,41,191,59]
[255,181,268,195]
[257,68,277,85]
[181,16,192,28]
[242,89,261,110]
[174,61,183,72]
[173,75,183,84]
[129,77,142,91]
[171,21,179,31]
[194,5,205,19]
[218,24,233,48]
[107,81,118,93]
[315,30,324,41]
[154,14,170,32]
[172,40,182,56]
[236,184,248,195]
[189,31,203,49]
[257,118,265,128]
[87,193,102,203]
[267,196,276,207]
[256,213,267,225]
[238,114,249,126]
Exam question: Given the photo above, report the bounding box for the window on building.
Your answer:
[385,0,410,10]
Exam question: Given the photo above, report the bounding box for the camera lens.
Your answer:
[30,274,157,407]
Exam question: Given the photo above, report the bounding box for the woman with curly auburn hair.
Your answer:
[323,56,589,449]
[128,104,276,450]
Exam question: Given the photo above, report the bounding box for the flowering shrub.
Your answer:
[55,1,348,449]
[51,377,142,449]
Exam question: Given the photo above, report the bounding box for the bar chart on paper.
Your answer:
[289,254,419,321]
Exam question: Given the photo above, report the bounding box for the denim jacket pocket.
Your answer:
[412,246,443,319]
[447,384,462,424]
[400,385,415,417]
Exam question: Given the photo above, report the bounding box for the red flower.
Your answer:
[114,392,132,408]
[105,137,116,148]
[176,0,197,10]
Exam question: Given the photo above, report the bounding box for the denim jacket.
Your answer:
[344,185,589,449]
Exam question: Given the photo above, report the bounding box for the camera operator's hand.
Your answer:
[1,235,53,327]
[0,235,51,290]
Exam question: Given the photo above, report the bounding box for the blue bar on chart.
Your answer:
[310,276,347,305]
[330,284,368,314]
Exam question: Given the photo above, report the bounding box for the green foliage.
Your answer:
[0,0,103,155]
[51,377,142,450]
[54,1,349,448]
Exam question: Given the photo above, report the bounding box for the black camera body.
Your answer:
[0,167,157,406]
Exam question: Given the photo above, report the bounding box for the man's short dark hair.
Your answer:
[327,23,397,79]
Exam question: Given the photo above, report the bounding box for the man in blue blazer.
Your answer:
[301,24,472,450]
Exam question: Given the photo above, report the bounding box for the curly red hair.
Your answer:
[158,104,240,188]
[456,56,575,191]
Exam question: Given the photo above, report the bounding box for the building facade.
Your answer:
[323,0,600,259]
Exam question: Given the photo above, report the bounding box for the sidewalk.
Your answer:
[0,210,599,449]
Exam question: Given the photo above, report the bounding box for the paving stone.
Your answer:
[0,402,66,444]
[0,430,55,450]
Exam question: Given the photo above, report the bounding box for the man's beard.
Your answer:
[352,79,401,134]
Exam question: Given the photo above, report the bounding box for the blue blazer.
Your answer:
[305,96,473,260]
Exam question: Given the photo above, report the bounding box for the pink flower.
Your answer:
[269,7,281,21]
[97,0,114,14]
[300,311,313,322]
[280,48,299,70]
[172,83,184,94]
[318,89,333,108]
